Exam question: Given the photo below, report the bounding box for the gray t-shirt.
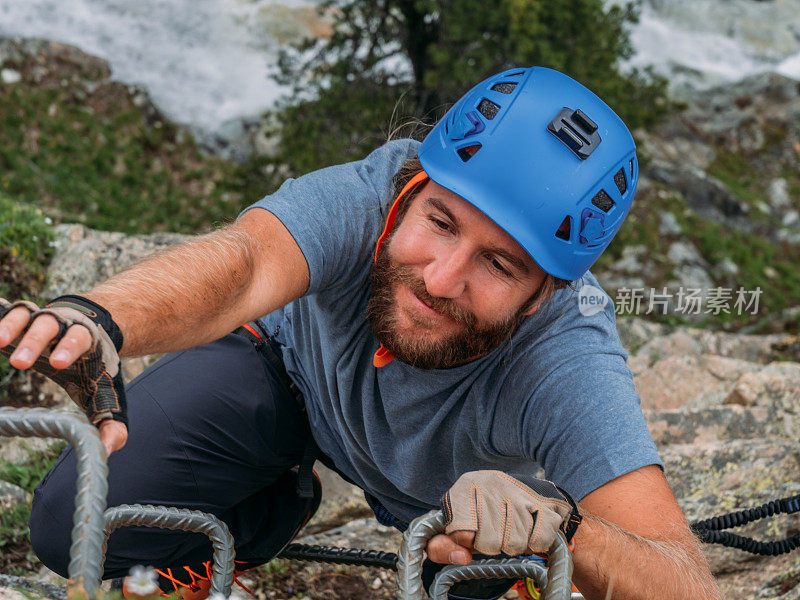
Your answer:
[241,139,662,524]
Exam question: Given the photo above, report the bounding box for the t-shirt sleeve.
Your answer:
[494,292,663,502]
[238,139,419,293]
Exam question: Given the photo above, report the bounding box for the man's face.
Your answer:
[368,180,547,369]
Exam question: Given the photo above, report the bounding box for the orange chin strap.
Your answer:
[372,170,429,368]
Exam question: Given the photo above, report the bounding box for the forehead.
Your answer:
[410,180,539,269]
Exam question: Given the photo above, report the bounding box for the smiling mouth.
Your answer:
[400,283,451,321]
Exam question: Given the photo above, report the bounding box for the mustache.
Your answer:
[390,264,478,328]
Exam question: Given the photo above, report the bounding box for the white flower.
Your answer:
[125,565,160,596]
[44,217,53,225]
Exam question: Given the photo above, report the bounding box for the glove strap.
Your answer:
[556,485,583,544]
[45,295,124,352]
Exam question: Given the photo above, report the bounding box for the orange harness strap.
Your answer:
[372,170,429,368]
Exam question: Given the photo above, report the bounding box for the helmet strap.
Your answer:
[373,170,429,263]
[372,169,429,368]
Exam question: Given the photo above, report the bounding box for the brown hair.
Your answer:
[388,156,574,310]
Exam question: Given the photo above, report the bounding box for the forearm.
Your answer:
[85,226,259,356]
[572,512,720,600]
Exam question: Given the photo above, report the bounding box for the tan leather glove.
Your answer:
[441,470,581,555]
[0,296,128,428]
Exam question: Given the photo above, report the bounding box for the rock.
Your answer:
[724,361,800,416]
[598,274,646,292]
[768,178,791,209]
[646,161,752,225]
[295,518,402,554]
[635,119,717,171]
[0,574,65,600]
[303,464,373,535]
[669,264,714,291]
[756,200,771,214]
[667,241,706,266]
[663,439,800,569]
[776,228,800,244]
[717,258,740,277]
[658,212,683,235]
[0,480,30,507]
[615,317,673,355]
[631,325,787,364]
[679,73,800,158]
[1,67,21,84]
[42,224,188,299]
[634,354,760,410]
[646,405,775,447]
[782,210,799,227]
[0,436,61,466]
[609,244,649,274]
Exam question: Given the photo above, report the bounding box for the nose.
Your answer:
[422,246,469,299]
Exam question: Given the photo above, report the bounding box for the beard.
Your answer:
[367,243,529,370]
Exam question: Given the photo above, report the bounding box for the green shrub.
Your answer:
[0,194,54,300]
[274,0,674,173]
[0,194,54,402]
[0,72,273,234]
[0,441,67,493]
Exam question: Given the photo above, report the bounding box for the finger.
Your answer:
[0,306,35,349]
[426,533,473,565]
[450,530,477,548]
[8,313,61,369]
[49,324,94,369]
[99,420,128,456]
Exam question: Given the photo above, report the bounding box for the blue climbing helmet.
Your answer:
[417,66,638,281]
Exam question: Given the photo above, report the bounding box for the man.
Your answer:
[0,67,720,599]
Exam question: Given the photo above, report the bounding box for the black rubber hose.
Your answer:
[279,543,399,570]
[691,494,800,556]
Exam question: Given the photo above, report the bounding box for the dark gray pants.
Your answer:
[29,333,313,578]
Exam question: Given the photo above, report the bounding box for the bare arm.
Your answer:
[87,208,308,356]
[0,208,306,453]
[571,465,719,600]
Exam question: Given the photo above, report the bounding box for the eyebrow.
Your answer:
[424,196,531,276]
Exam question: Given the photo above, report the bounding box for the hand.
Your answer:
[426,470,578,564]
[0,297,129,455]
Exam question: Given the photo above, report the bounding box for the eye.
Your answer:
[488,255,513,277]
[429,216,453,232]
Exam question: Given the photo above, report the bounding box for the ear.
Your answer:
[522,302,542,317]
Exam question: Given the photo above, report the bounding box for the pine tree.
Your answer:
[274,0,669,173]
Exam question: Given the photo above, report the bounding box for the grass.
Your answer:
[595,182,800,331]
[0,53,282,235]
[0,502,37,574]
[0,441,67,493]
[0,442,67,573]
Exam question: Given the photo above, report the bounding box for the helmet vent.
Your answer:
[509,71,524,77]
[591,190,614,212]
[555,216,572,241]
[457,144,482,162]
[477,99,500,120]
[491,82,517,94]
[614,168,627,195]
